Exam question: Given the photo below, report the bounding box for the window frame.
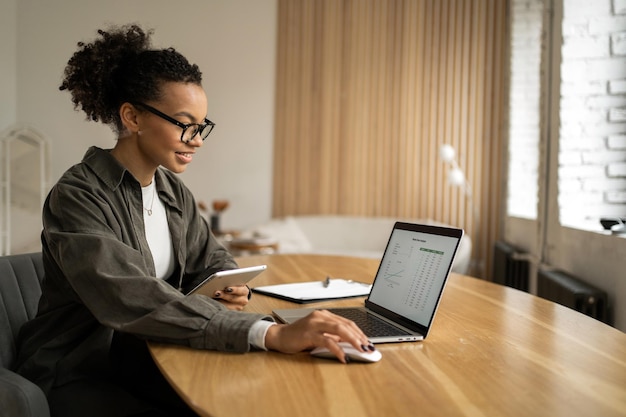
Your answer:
[504,0,626,331]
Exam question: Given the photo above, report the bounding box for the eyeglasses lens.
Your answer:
[181,126,199,143]
[181,123,214,143]
[200,124,214,140]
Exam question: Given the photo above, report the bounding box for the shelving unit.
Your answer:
[0,125,49,255]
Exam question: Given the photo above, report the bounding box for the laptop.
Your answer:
[273,222,464,343]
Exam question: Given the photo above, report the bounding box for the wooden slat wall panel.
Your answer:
[273,0,507,279]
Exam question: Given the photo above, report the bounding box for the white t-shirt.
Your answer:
[142,180,175,279]
[142,179,274,349]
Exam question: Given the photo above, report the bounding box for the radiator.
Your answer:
[537,268,610,324]
[492,241,530,292]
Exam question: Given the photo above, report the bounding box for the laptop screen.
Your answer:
[366,223,463,329]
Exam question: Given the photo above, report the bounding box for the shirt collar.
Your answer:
[81,146,126,188]
[82,146,182,213]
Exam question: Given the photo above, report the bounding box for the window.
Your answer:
[507,0,543,219]
[506,0,626,331]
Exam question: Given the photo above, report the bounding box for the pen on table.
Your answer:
[323,276,331,287]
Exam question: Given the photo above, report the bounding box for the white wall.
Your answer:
[0,0,17,254]
[12,0,276,250]
[0,0,17,130]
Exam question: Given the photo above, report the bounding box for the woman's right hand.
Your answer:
[263,309,374,363]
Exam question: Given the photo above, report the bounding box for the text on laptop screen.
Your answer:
[368,227,459,326]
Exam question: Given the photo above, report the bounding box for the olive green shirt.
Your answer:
[16,146,270,394]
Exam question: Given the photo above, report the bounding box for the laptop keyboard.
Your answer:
[326,308,412,337]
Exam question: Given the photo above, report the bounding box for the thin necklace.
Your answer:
[144,185,155,216]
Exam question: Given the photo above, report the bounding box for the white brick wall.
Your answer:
[609,162,626,176]
[558,0,626,221]
[508,0,626,226]
[608,134,626,147]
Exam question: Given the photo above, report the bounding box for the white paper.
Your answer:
[253,278,371,301]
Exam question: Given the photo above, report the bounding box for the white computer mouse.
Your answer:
[310,342,382,363]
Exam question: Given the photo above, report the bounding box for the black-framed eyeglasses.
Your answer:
[132,102,215,143]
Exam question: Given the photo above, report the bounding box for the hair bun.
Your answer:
[60,24,202,134]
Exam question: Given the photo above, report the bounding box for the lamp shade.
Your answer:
[439,144,456,162]
[448,167,466,186]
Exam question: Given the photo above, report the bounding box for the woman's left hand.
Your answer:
[213,285,250,311]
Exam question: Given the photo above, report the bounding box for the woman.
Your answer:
[16,24,373,417]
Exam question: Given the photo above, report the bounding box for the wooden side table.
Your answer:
[228,237,279,256]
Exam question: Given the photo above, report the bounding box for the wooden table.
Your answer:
[149,254,626,417]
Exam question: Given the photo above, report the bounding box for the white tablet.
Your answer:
[187,265,267,297]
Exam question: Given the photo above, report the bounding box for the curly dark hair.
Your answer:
[59,24,203,133]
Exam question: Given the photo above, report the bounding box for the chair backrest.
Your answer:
[0,252,44,370]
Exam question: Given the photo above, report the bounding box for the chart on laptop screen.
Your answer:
[370,228,456,324]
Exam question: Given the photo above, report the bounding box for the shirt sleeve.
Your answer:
[248,319,277,350]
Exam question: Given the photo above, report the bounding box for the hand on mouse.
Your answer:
[264,309,374,363]
[311,342,382,363]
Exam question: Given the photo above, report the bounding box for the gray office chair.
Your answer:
[0,252,50,417]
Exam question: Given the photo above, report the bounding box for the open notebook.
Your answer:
[273,222,464,343]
